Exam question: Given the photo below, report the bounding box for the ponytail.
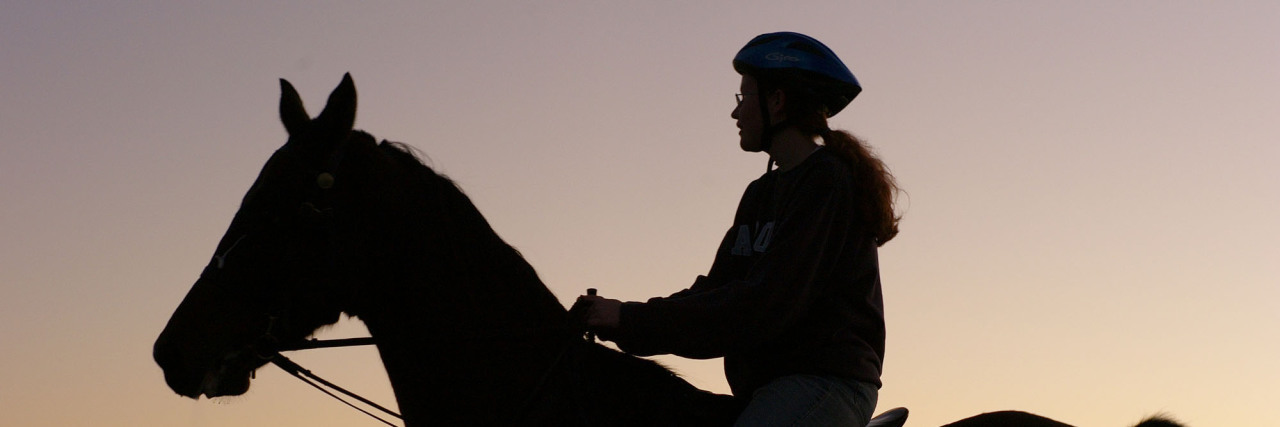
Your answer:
[759,75,902,246]
[819,129,901,246]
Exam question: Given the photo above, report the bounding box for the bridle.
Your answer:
[206,135,402,425]
[232,136,591,426]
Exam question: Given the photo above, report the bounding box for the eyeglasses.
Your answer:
[735,92,756,106]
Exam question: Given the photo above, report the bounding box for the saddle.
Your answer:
[867,407,909,427]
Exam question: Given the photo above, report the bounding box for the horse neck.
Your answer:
[346,171,573,425]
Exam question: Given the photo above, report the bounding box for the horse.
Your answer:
[938,411,1185,427]
[152,74,1179,427]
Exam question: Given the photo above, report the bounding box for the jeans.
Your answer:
[732,375,879,427]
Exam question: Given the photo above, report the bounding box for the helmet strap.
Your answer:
[757,92,799,172]
[756,91,773,149]
[755,83,794,172]
[757,91,776,171]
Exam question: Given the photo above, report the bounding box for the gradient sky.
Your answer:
[2,1,1277,426]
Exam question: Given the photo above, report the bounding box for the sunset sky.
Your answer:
[2,2,1276,426]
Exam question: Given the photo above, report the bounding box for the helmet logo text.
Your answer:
[765,52,801,62]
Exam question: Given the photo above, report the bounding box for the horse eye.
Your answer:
[317,172,335,189]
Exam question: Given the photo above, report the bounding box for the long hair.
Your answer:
[760,75,902,246]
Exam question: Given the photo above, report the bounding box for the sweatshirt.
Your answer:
[604,147,886,397]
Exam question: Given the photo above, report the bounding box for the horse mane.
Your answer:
[348,130,570,327]
[373,136,437,179]
[347,130,741,424]
[365,132,458,203]
[363,131,511,253]
[1132,414,1186,427]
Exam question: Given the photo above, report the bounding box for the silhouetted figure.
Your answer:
[577,32,900,427]
[151,74,1185,427]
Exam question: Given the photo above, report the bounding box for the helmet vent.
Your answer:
[786,41,825,56]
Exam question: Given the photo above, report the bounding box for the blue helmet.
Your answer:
[733,32,861,117]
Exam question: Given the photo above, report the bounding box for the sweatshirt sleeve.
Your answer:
[609,167,859,359]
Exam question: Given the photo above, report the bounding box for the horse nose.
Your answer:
[154,333,202,398]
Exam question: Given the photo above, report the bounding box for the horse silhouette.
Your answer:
[153,74,1182,427]
[939,411,1183,427]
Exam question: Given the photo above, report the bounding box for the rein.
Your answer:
[264,333,589,426]
[277,337,378,351]
[269,342,403,427]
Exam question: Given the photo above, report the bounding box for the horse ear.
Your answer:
[280,79,310,137]
[314,73,357,138]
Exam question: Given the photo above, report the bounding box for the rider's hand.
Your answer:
[577,295,622,329]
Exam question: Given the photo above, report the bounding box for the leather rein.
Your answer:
[267,338,403,426]
[260,332,586,426]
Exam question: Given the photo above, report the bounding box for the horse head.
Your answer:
[153,74,363,398]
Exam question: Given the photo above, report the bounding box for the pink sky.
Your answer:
[2,2,1277,426]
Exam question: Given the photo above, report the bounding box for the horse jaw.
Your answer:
[199,366,253,398]
[156,340,256,399]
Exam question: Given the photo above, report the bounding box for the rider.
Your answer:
[579,32,900,426]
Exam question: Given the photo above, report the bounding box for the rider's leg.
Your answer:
[733,374,878,427]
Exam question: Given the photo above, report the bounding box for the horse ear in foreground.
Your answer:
[152,74,1181,427]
